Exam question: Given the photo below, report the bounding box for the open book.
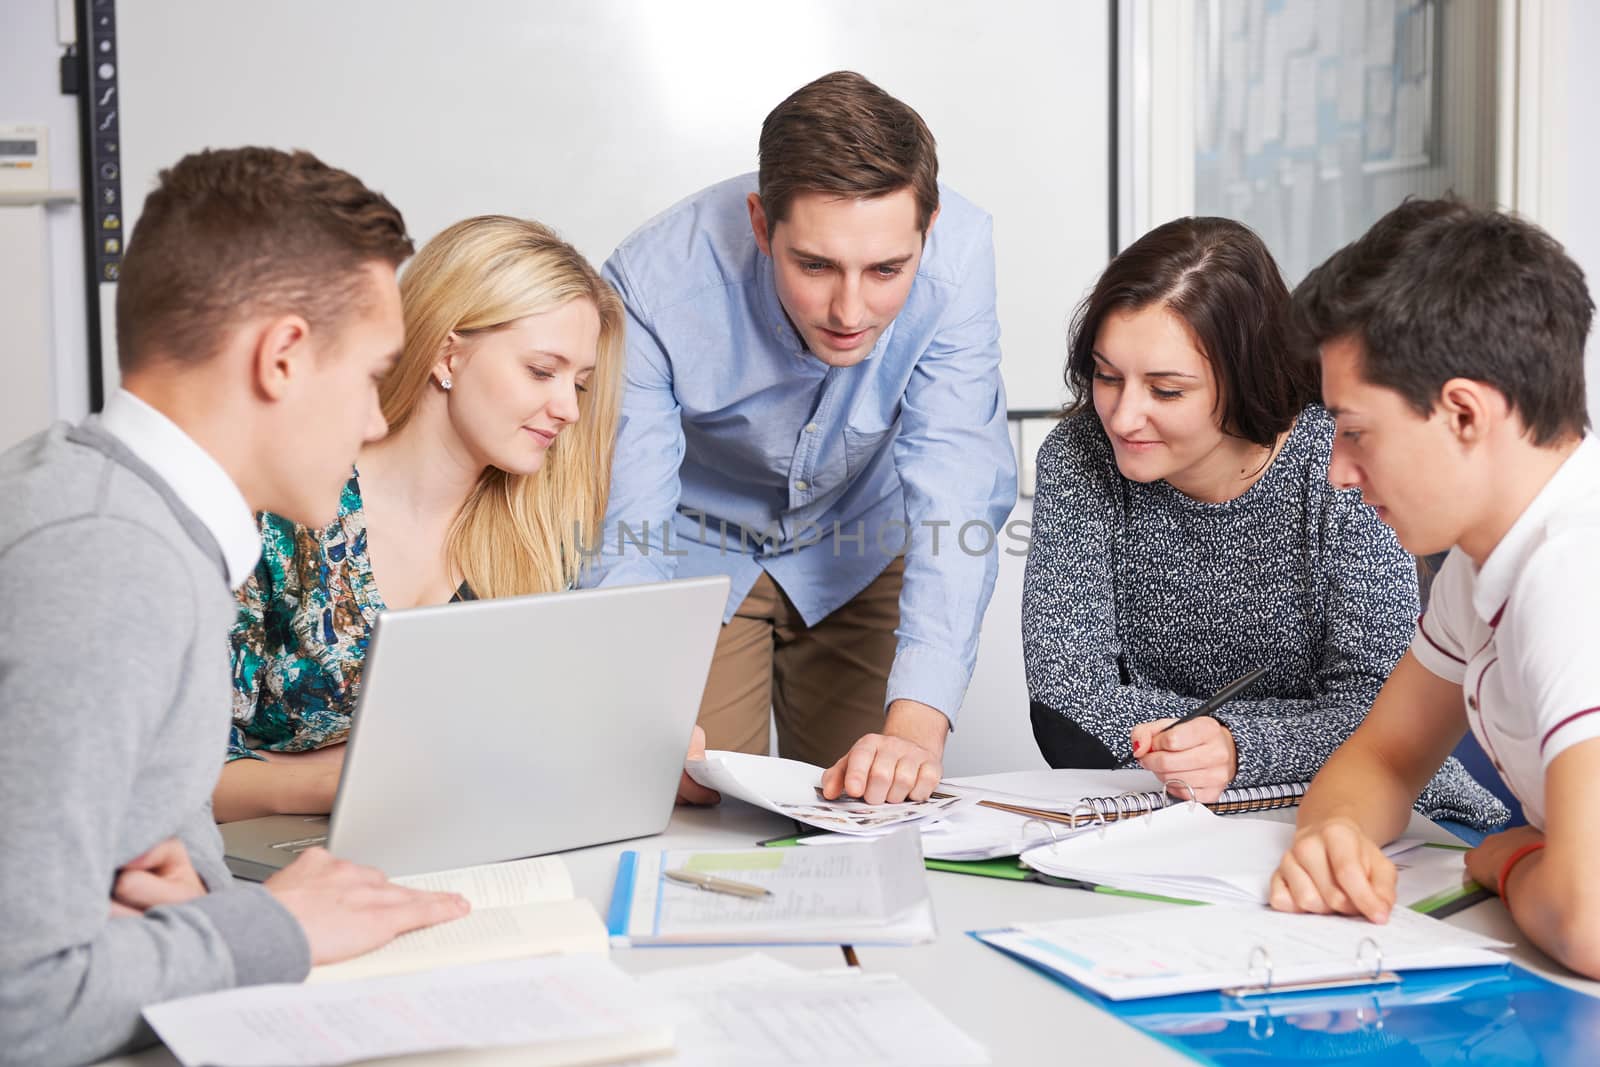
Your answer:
[309,856,607,983]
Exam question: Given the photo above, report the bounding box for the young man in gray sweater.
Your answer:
[0,148,468,1067]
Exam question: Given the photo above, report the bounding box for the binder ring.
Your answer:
[1355,993,1385,1031]
[1113,791,1140,822]
[1069,802,1108,839]
[1246,945,1273,993]
[1356,936,1384,979]
[1247,1009,1276,1041]
[1021,817,1062,850]
[1164,777,1199,806]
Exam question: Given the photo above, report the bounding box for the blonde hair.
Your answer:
[381,216,623,599]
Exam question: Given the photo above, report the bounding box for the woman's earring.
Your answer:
[440,377,453,391]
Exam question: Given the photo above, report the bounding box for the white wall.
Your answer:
[1569,0,1600,424]
[944,497,1048,777]
[0,0,90,436]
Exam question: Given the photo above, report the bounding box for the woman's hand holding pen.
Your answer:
[1128,717,1238,803]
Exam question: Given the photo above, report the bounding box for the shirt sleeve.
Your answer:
[1506,526,1600,768]
[1024,422,1419,787]
[582,248,687,590]
[884,214,1019,720]
[1410,549,1472,684]
[0,519,308,1067]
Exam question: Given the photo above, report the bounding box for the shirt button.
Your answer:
[804,423,818,433]
[795,480,809,491]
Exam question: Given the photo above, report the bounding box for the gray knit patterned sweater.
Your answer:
[1022,406,1507,830]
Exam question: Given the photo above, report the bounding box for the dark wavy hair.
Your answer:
[1064,217,1318,447]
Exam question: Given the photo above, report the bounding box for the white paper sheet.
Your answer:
[1018,804,1436,906]
[145,956,671,1067]
[617,954,989,1066]
[987,905,1509,1000]
[685,751,967,835]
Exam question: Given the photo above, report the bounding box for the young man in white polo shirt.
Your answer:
[1269,198,1600,978]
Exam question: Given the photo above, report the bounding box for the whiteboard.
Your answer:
[111,0,1109,412]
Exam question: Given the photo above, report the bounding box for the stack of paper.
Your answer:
[145,955,673,1067]
[611,827,936,946]
[685,751,968,836]
[311,855,607,982]
[977,905,1510,1000]
[1017,803,1471,908]
[618,954,990,1065]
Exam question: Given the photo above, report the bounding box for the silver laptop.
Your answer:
[222,575,729,880]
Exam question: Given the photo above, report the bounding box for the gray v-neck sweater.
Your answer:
[0,420,309,1067]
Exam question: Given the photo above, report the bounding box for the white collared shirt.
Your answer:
[99,389,261,588]
[1411,435,1600,830]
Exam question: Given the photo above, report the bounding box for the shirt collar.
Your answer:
[1473,434,1600,624]
[755,253,896,367]
[99,389,261,588]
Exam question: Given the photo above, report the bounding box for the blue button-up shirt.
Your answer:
[587,174,1017,722]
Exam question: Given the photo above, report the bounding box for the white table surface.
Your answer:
[99,801,1600,1065]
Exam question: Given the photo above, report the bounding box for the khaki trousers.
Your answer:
[697,557,905,768]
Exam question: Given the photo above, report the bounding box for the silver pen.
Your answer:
[663,868,772,898]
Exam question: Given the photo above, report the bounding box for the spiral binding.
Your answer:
[977,779,1309,827]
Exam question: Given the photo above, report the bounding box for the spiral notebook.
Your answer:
[944,768,1307,828]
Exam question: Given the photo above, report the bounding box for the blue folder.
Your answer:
[973,931,1600,1065]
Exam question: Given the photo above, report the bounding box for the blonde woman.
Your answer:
[215,216,624,821]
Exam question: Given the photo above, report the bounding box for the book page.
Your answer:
[146,955,671,1067]
[392,855,572,909]
[310,898,607,983]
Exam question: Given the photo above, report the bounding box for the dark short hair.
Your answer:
[1293,197,1593,446]
[757,71,939,238]
[1065,217,1317,446]
[116,147,413,373]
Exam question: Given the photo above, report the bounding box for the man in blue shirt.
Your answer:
[589,72,1017,804]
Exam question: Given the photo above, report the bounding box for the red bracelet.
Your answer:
[1496,842,1547,906]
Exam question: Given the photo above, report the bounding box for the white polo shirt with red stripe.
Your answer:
[1410,434,1600,831]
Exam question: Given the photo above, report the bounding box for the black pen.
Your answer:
[1119,665,1269,768]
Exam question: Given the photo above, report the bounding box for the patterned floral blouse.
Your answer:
[228,473,473,761]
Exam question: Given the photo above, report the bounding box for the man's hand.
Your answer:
[1130,716,1238,803]
[676,725,720,806]
[109,837,207,917]
[1269,817,1397,923]
[1464,824,1546,892]
[265,847,470,966]
[820,699,949,804]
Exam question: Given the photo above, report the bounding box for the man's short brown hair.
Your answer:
[116,147,413,373]
[757,71,939,237]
